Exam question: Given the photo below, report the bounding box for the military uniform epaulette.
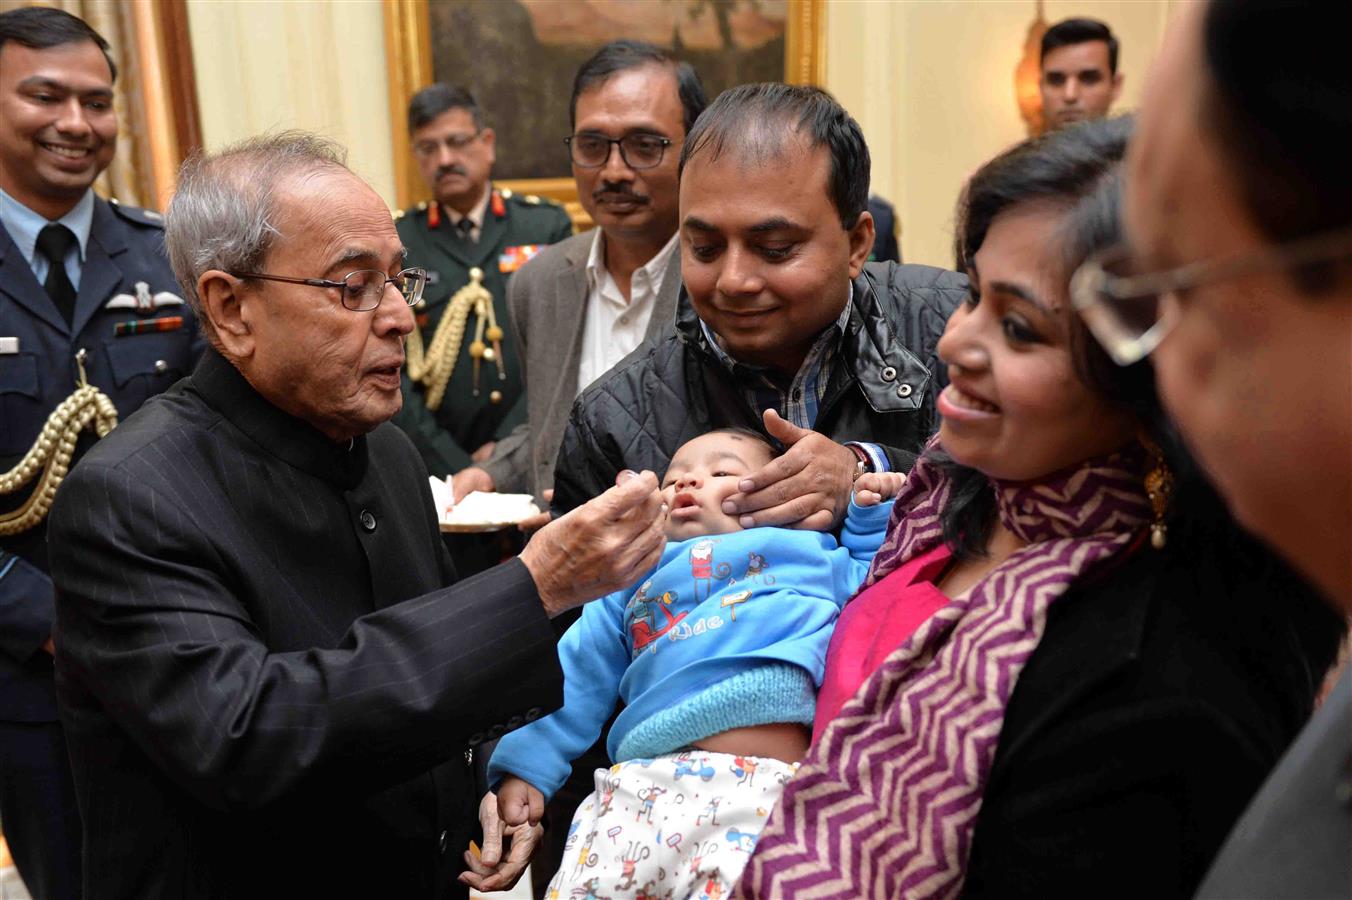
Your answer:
[501,189,560,210]
[395,192,561,224]
[107,197,165,228]
[393,200,430,223]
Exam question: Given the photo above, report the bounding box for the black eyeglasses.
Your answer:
[236,267,427,311]
[565,132,673,170]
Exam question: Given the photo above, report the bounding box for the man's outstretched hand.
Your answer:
[520,470,667,617]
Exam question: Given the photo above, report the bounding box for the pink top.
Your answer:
[812,543,954,741]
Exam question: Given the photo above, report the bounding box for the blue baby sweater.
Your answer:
[488,499,891,799]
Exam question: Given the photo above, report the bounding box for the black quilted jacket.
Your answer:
[551,261,968,513]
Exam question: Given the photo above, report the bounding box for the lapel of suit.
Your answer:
[545,231,595,414]
[647,253,682,340]
[0,220,67,334]
[71,200,129,336]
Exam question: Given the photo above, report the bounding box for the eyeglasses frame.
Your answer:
[1072,227,1352,366]
[563,132,674,170]
[235,267,427,312]
[411,130,485,158]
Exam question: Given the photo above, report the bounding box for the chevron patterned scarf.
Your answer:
[738,442,1152,899]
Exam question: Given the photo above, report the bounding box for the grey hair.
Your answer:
[165,131,349,343]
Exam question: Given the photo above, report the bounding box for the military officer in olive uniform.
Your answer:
[394,84,573,489]
[0,9,203,899]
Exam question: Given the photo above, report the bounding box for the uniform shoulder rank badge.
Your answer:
[499,244,545,274]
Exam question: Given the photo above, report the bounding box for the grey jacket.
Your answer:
[1195,664,1352,900]
[480,229,681,501]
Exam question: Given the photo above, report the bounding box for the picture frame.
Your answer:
[383,0,825,225]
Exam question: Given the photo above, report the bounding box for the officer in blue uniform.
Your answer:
[0,9,203,897]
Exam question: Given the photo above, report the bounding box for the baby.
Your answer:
[488,428,903,898]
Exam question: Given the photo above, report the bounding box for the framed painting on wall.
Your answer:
[384,0,825,226]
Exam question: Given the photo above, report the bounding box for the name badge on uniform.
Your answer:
[104,281,185,313]
[0,337,18,355]
[499,244,545,274]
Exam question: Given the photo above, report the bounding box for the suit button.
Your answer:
[468,732,484,746]
[488,724,506,739]
[507,715,523,730]
[154,359,168,373]
[525,707,542,722]
[881,366,897,382]
[359,509,376,531]
[439,830,448,853]
[896,383,913,398]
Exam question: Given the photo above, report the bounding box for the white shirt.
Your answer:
[576,230,679,392]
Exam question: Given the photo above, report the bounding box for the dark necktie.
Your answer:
[36,223,78,324]
[454,217,475,243]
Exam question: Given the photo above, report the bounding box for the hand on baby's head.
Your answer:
[661,429,777,540]
[853,471,907,507]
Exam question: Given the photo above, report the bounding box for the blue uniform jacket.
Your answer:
[0,196,204,721]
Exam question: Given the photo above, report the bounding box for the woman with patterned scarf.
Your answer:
[737,118,1345,899]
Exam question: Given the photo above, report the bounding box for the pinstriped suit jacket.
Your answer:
[47,350,563,899]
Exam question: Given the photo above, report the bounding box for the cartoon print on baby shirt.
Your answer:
[570,877,609,900]
[674,754,716,782]
[719,589,751,622]
[635,880,672,900]
[597,771,622,817]
[689,539,731,602]
[636,783,667,825]
[725,827,758,854]
[687,838,719,876]
[741,551,774,585]
[695,796,723,827]
[572,829,600,880]
[627,579,687,654]
[615,842,651,891]
[697,874,725,900]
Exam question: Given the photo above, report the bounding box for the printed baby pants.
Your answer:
[543,751,798,900]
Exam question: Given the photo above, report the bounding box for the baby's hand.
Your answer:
[497,776,545,827]
[853,471,906,507]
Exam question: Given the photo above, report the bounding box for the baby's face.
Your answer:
[661,432,773,540]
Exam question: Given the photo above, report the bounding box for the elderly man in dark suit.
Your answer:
[45,132,666,900]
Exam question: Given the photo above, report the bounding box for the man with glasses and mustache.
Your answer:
[451,41,706,524]
[0,8,204,898]
[394,85,572,516]
[43,132,668,899]
[1072,1,1350,895]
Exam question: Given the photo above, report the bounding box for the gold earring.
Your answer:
[1142,437,1174,550]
